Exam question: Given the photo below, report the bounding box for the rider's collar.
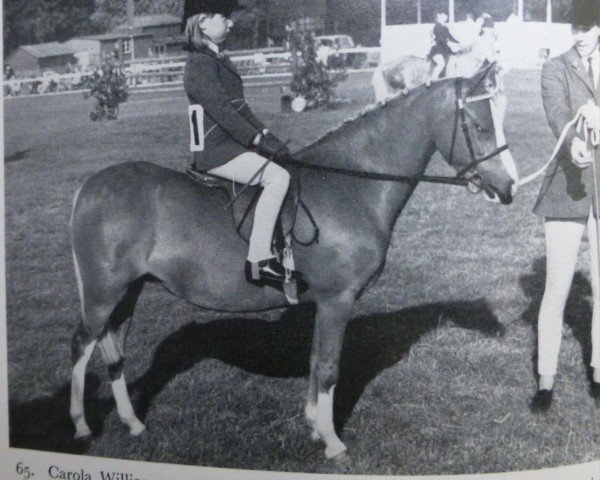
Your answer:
[205,39,219,54]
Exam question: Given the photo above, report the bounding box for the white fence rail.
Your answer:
[4,46,381,98]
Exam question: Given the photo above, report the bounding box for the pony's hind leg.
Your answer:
[70,321,97,438]
[98,328,145,436]
[99,279,146,436]
[70,268,146,438]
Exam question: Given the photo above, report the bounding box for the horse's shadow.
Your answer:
[9,298,504,455]
[519,256,593,380]
[5,149,32,163]
[9,374,112,454]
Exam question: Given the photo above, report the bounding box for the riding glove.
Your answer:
[256,133,290,160]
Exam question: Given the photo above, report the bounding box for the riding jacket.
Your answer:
[183,45,267,171]
[428,23,458,61]
[533,46,600,218]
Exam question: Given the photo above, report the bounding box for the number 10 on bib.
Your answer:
[189,104,204,152]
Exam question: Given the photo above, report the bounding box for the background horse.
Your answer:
[373,33,505,102]
[69,63,517,462]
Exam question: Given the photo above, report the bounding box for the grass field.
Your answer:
[5,70,600,476]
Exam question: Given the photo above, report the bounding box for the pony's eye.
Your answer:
[476,124,486,132]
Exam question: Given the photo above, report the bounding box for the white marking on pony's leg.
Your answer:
[70,340,96,438]
[111,373,146,436]
[304,402,320,441]
[305,326,321,441]
[315,386,347,459]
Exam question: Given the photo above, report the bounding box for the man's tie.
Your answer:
[588,57,597,88]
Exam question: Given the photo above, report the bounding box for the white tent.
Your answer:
[378,0,569,68]
[379,0,554,30]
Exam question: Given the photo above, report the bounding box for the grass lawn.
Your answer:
[5,70,600,475]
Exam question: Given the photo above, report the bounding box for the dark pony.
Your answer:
[69,63,517,461]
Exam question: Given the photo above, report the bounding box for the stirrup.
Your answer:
[245,258,302,283]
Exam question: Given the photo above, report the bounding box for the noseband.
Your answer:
[448,77,509,193]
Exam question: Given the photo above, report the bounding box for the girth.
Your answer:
[186,166,319,248]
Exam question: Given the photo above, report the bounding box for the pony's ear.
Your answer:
[467,61,498,95]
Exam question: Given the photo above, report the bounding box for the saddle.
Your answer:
[187,164,317,247]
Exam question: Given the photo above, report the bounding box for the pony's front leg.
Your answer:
[308,296,353,460]
[305,324,320,441]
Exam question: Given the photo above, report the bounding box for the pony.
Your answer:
[69,63,518,462]
[373,31,506,103]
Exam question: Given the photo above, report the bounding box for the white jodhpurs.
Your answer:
[208,152,290,263]
[431,54,446,80]
[537,209,600,377]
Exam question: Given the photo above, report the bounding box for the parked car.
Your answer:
[315,34,367,69]
[316,34,355,50]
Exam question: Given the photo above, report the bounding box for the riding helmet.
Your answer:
[181,0,245,31]
[569,0,600,27]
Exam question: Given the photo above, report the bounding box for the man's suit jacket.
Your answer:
[183,46,266,171]
[533,46,600,218]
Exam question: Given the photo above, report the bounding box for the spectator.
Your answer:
[529,0,600,413]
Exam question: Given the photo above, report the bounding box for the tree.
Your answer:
[287,26,345,109]
[91,0,181,30]
[4,0,97,55]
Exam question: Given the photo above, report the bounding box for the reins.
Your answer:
[223,75,512,249]
[279,77,508,194]
[279,155,470,187]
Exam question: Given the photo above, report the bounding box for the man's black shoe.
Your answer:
[245,258,302,283]
[590,382,600,406]
[529,389,553,414]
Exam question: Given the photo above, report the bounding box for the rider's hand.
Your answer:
[256,133,290,160]
[570,136,594,169]
[580,101,600,132]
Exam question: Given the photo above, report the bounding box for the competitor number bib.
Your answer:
[188,104,204,152]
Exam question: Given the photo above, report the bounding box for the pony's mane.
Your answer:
[306,79,450,148]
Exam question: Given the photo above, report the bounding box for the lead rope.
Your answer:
[590,132,600,330]
[518,103,600,187]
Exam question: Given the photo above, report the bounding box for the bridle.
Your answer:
[447,77,510,193]
[224,76,513,247]
[277,77,510,194]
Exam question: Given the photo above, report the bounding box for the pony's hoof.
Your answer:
[129,420,146,437]
[325,442,347,460]
[73,422,92,439]
[74,428,92,439]
[331,451,352,471]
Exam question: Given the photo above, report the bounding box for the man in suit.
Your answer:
[182,0,303,287]
[531,0,600,412]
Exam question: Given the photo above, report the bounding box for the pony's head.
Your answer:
[433,62,518,204]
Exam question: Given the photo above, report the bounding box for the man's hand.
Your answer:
[571,136,594,168]
[580,101,600,132]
